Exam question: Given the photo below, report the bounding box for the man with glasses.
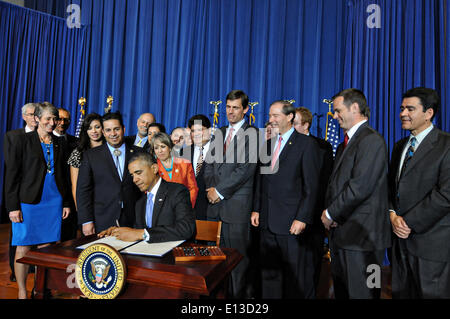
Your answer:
[53,107,78,153]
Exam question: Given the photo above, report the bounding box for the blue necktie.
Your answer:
[399,136,417,180]
[146,193,154,228]
[113,149,123,181]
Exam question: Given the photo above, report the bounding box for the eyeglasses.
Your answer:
[25,113,34,117]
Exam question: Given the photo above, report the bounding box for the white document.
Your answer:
[121,240,185,257]
[77,236,184,257]
[77,236,137,251]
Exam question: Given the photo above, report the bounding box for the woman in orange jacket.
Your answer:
[150,132,198,208]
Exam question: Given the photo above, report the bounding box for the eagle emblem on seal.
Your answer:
[90,257,112,289]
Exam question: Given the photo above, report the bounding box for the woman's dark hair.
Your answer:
[148,122,166,134]
[77,113,105,152]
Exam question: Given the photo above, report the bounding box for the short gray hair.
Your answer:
[21,103,39,115]
[34,102,58,119]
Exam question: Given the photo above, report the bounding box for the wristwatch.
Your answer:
[143,229,150,242]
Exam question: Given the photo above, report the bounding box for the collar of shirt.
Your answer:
[193,140,210,168]
[195,140,210,154]
[409,124,434,147]
[107,142,126,159]
[346,120,368,141]
[25,126,34,133]
[226,118,246,139]
[53,131,64,137]
[147,177,162,202]
[134,135,148,146]
[273,127,295,153]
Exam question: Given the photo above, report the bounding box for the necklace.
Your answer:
[39,135,53,174]
[45,144,52,173]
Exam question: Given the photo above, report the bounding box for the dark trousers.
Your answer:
[60,210,78,242]
[260,228,315,299]
[218,221,251,299]
[392,239,450,299]
[330,246,384,299]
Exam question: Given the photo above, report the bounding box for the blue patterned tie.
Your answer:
[399,136,417,180]
[146,192,154,228]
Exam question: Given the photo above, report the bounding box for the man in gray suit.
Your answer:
[389,87,450,298]
[203,90,258,298]
[321,88,391,299]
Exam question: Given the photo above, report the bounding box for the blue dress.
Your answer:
[12,143,63,246]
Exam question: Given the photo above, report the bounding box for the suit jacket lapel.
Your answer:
[53,136,60,164]
[102,144,122,183]
[277,131,297,165]
[330,123,368,180]
[123,144,136,182]
[392,138,408,187]
[136,194,147,227]
[31,131,46,165]
[401,128,438,178]
[152,179,167,226]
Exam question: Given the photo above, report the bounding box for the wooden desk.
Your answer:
[17,236,242,299]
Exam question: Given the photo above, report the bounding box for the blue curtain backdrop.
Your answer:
[21,0,448,139]
[1,0,449,213]
[0,1,89,217]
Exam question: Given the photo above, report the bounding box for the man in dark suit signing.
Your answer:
[321,88,391,299]
[98,151,195,242]
[77,112,141,235]
[252,101,321,298]
[389,87,450,298]
[203,90,258,298]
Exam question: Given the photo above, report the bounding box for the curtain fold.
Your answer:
[2,0,449,154]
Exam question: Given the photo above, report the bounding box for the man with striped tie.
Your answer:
[182,114,212,221]
[389,87,450,298]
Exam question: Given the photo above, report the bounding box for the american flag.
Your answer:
[325,116,340,157]
[75,107,85,138]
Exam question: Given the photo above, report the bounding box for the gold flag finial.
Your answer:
[209,100,222,131]
[78,97,86,115]
[105,95,114,114]
[284,99,296,105]
[248,101,258,125]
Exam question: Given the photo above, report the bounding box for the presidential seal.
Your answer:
[75,243,126,299]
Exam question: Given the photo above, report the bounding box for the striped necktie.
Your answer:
[399,136,417,181]
[271,136,283,170]
[196,146,204,176]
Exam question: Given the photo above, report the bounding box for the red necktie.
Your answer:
[224,127,234,152]
[343,133,349,149]
[271,136,283,170]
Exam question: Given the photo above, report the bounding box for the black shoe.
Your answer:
[10,273,16,282]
